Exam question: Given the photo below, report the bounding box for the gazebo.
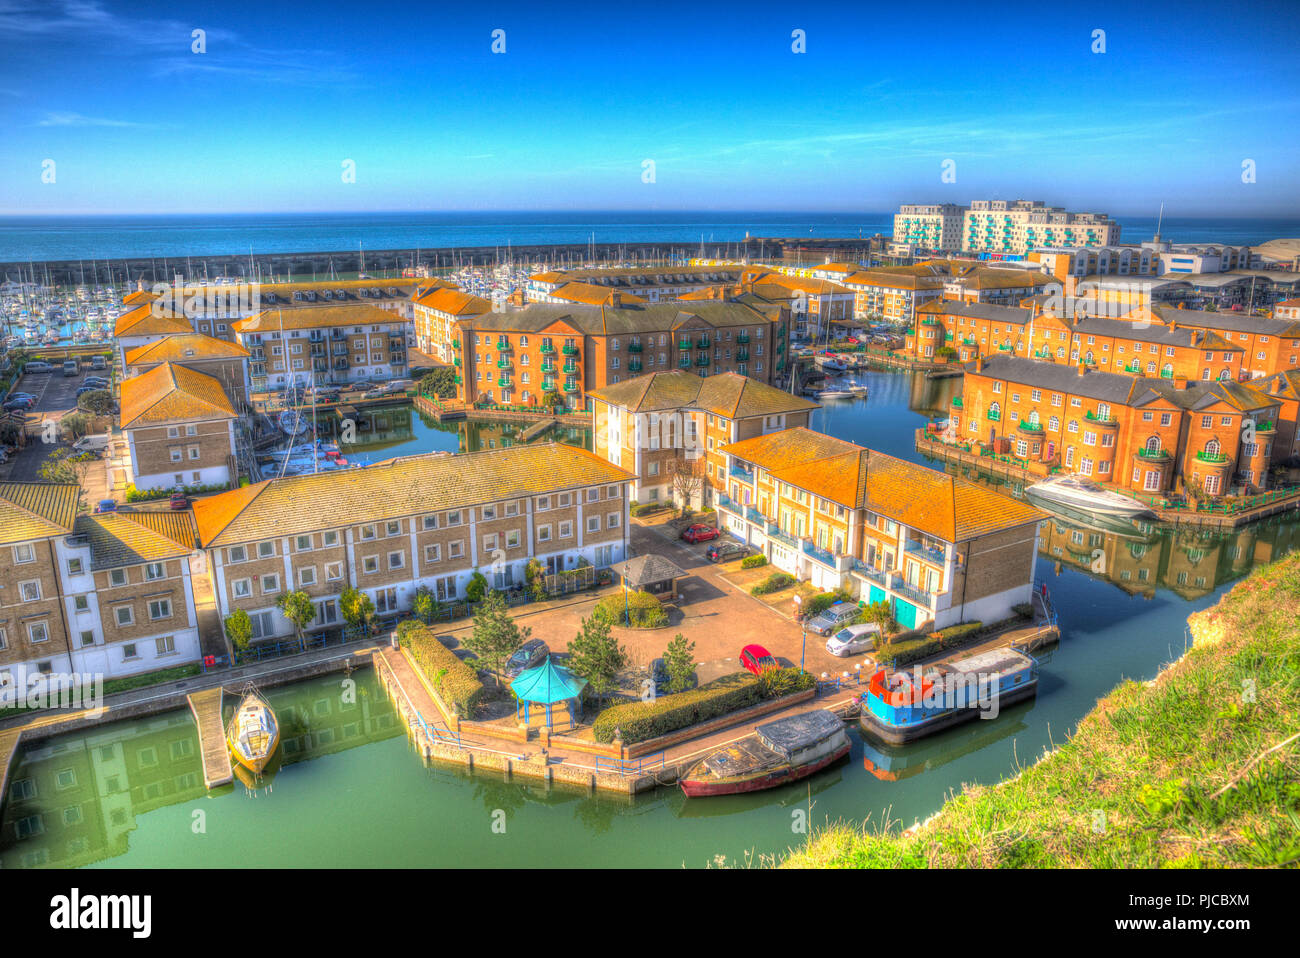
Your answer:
[616,553,687,599]
[510,656,588,730]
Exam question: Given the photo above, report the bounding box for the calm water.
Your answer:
[2,212,1296,262]
[4,368,1297,868]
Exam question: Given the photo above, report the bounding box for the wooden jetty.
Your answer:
[519,417,558,442]
[0,728,21,806]
[187,687,233,789]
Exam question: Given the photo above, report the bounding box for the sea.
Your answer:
[0,211,1297,264]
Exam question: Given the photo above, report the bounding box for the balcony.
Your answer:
[561,344,579,356]
[745,505,767,526]
[1017,420,1044,434]
[453,357,461,367]
[496,357,512,369]
[564,381,580,393]
[728,464,755,483]
[627,342,643,353]
[678,340,692,351]
[542,378,556,391]
[451,340,461,350]
[563,361,578,374]
[497,376,512,388]
[736,349,749,362]
[716,494,742,515]
[737,333,750,344]
[776,340,785,353]
[540,360,556,373]
[849,559,888,588]
[495,339,512,351]
[540,342,555,354]
[1196,451,1229,463]
[1135,447,1171,461]
[987,410,1000,422]
[890,572,934,607]
[1085,411,1119,427]
[1254,420,1276,433]
[802,540,836,568]
[695,354,711,368]
[767,524,798,550]
[904,539,947,565]
[678,356,692,369]
[628,360,643,372]
[453,374,462,384]
[696,337,711,349]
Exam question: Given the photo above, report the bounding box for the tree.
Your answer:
[412,584,440,624]
[669,456,706,514]
[76,389,114,415]
[60,411,94,441]
[463,590,530,687]
[277,589,317,646]
[340,586,375,633]
[224,609,253,654]
[418,367,456,399]
[861,600,899,642]
[542,388,564,409]
[663,633,696,693]
[465,569,489,603]
[567,614,628,705]
[524,558,547,602]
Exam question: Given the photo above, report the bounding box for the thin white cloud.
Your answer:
[37,110,150,128]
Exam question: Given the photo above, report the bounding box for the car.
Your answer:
[23,361,52,373]
[9,391,36,400]
[72,434,110,454]
[825,622,881,657]
[362,388,387,399]
[94,499,117,514]
[680,523,719,544]
[90,357,107,370]
[75,386,101,398]
[806,601,861,636]
[82,377,110,387]
[739,644,778,675]
[705,540,748,563]
[504,639,549,678]
[62,360,79,377]
[169,492,189,510]
[3,399,32,411]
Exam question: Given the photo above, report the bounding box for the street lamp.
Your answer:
[793,593,806,673]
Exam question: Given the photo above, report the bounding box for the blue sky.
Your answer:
[1,0,1297,216]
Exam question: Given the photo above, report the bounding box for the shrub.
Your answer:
[805,590,851,616]
[1012,602,1034,619]
[396,619,485,716]
[873,621,984,668]
[76,389,114,415]
[594,590,667,628]
[465,570,488,603]
[750,571,796,595]
[631,501,667,518]
[756,666,816,698]
[740,554,768,569]
[593,672,762,743]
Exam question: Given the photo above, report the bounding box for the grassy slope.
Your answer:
[784,553,1300,868]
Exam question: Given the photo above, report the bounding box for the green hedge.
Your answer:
[740,554,768,569]
[396,619,485,716]
[594,590,667,628]
[750,571,795,595]
[874,621,984,668]
[805,590,851,616]
[592,667,814,743]
[630,501,668,518]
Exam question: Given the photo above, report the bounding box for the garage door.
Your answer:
[892,597,918,630]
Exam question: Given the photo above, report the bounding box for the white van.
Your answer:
[24,361,53,373]
[73,434,110,455]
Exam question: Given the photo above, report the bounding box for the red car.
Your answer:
[680,523,720,544]
[740,644,778,675]
[169,492,189,510]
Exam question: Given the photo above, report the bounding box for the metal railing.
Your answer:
[594,751,665,775]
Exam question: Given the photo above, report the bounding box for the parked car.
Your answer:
[62,360,79,377]
[680,523,719,544]
[72,434,110,455]
[23,361,52,373]
[504,639,549,678]
[82,376,110,387]
[169,492,189,510]
[362,388,387,400]
[705,539,747,562]
[9,391,36,400]
[3,398,32,411]
[90,356,107,370]
[94,499,117,514]
[825,622,881,657]
[739,644,778,675]
[75,385,101,398]
[806,601,860,636]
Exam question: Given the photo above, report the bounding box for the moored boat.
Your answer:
[226,688,280,775]
[817,388,854,400]
[679,709,850,797]
[277,409,311,437]
[858,648,1038,745]
[1025,475,1155,519]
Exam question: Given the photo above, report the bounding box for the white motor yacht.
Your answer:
[1025,475,1157,519]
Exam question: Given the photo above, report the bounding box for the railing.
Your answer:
[595,751,665,775]
[802,540,836,567]
[768,525,798,549]
[564,382,579,393]
[904,539,947,565]
[1136,447,1170,460]
[539,342,554,354]
[889,574,934,607]
[1196,451,1229,463]
[950,396,963,408]
[495,339,511,351]
[1017,420,1043,432]
[849,559,887,587]
[627,342,643,353]
[728,465,755,483]
[1085,411,1118,424]
[716,494,742,515]
[1254,420,1275,432]
[987,411,1000,422]
[628,360,642,372]
[561,344,579,355]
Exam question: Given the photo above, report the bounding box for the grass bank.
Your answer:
[784,553,1300,868]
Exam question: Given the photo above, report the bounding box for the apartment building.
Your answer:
[231,303,411,389]
[715,428,1045,630]
[1276,299,1300,320]
[1121,305,1300,380]
[734,270,854,338]
[113,302,195,368]
[411,286,492,360]
[905,300,1038,361]
[193,445,633,641]
[1258,370,1300,462]
[954,355,1282,495]
[588,370,819,507]
[122,333,253,412]
[0,483,201,694]
[892,203,968,252]
[940,268,1051,305]
[450,301,789,410]
[962,200,1121,256]
[119,363,239,493]
[525,267,746,304]
[121,278,422,343]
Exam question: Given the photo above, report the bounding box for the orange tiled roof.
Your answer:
[413,286,492,314]
[114,303,194,338]
[120,362,238,428]
[124,333,249,366]
[232,303,405,333]
[549,281,648,307]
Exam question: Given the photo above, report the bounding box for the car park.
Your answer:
[739,644,778,675]
[825,622,881,657]
[705,539,748,563]
[806,601,861,636]
[504,639,549,678]
[680,523,719,544]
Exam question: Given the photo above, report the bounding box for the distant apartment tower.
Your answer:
[892,204,967,252]
[963,200,1120,256]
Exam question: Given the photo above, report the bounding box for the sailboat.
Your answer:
[226,686,280,775]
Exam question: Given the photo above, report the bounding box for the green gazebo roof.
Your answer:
[510,656,587,704]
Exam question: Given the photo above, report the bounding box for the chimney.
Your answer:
[1077,364,1087,377]
[974,354,984,373]
[1174,376,1188,389]
[609,292,622,308]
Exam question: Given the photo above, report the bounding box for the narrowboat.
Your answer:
[679,709,850,797]
[226,688,280,775]
[858,648,1038,745]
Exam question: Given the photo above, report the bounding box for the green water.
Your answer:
[4,369,1297,868]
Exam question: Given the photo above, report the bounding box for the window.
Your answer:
[506,530,521,549]
[233,578,252,598]
[148,599,172,620]
[145,562,165,580]
[228,545,247,563]
[326,562,343,581]
[481,505,497,521]
[386,521,401,537]
[299,566,316,586]
[424,544,441,564]
[607,513,621,529]
[536,496,550,511]
[260,573,280,595]
[13,543,35,564]
[362,556,379,574]
[587,515,600,533]
[387,551,404,570]
[19,580,41,602]
[74,595,89,613]
[296,534,313,552]
[323,530,339,547]
[448,540,464,559]
[537,524,551,542]
[114,606,134,627]
[422,514,438,531]
[360,524,377,540]
[68,557,83,576]
[559,521,573,539]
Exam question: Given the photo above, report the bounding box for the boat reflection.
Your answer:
[859,701,1032,782]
